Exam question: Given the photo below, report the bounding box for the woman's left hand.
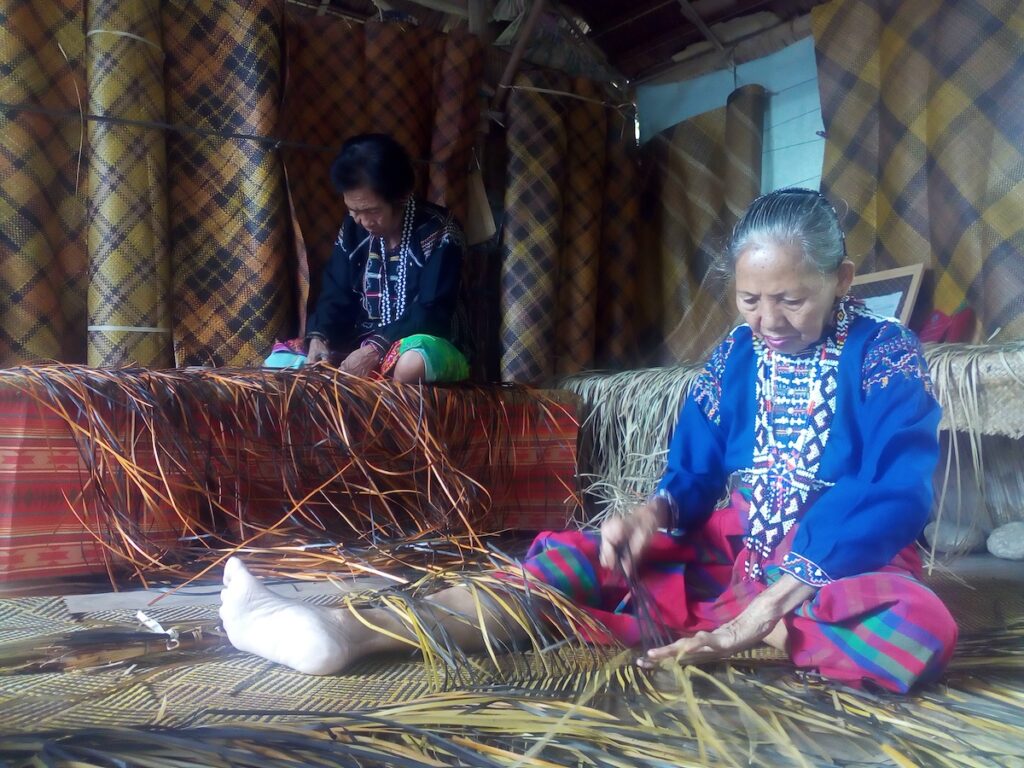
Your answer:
[640,573,815,667]
[340,346,382,377]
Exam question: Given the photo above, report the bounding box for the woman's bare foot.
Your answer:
[218,557,366,675]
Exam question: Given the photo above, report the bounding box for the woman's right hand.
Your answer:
[305,337,330,365]
[599,499,667,577]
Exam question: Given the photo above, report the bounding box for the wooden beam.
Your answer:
[493,0,547,113]
[675,0,725,51]
[400,0,469,17]
[468,0,492,34]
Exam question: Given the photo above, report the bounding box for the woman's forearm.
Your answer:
[757,572,817,620]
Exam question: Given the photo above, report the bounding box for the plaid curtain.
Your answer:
[0,3,484,367]
[0,0,87,367]
[813,0,1024,338]
[641,84,767,364]
[500,72,643,384]
[86,0,172,367]
[163,0,292,368]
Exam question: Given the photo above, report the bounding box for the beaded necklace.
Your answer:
[377,197,416,326]
[742,297,854,580]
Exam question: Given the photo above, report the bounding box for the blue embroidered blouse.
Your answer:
[656,307,941,586]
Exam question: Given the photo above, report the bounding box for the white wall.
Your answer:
[636,37,825,193]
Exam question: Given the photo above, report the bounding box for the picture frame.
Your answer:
[849,264,924,325]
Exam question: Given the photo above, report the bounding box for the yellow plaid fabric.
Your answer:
[500,71,570,383]
[555,78,607,377]
[85,0,173,368]
[643,85,766,364]
[0,0,87,366]
[596,112,643,370]
[500,74,646,382]
[163,0,292,367]
[812,0,1024,338]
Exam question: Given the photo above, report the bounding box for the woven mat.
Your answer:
[0,594,625,732]
[0,568,1021,734]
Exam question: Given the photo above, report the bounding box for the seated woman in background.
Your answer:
[268,133,469,383]
[226,188,956,693]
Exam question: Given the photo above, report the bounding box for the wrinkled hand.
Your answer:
[599,500,666,578]
[642,600,780,667]
[305,337,330,365]
[339,345,381,377]
[640,574,815,667]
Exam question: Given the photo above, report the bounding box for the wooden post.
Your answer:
[675,0,725,52]
[468,0,493,38]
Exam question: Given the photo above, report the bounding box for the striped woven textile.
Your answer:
[0,369,578,584]
[163,0,292,367]
[521,493,957,693]
[427,30,483,228]
[0,376,192,583]
[500,72,569,384]
[0,0,87,366]
[643,85,766,364]
[596,113,642,370]
[812,0,1024,338]
[85,0,172,368]
[555,79,606,377]
[281,13,368,333]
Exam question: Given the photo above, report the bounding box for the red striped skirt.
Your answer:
[521,491,958,693]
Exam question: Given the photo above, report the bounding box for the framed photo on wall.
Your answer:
[849,264,924,325]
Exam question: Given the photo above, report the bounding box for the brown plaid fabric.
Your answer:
[643,109,725,357]
[812,0,1024,338]
[280,13,368,329]
[555,78,606,377]
[85,0,172,367]
[364,20,441,199]
[427,30,483,227]
[597,113,642,369]
[0,0,87,366]
[643,85,766,364]
[500,71,570,384]
[163,0,291,367]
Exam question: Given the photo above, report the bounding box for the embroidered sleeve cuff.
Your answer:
[361,336,388,356]
[649,489,684,536]
[780,552,832,587]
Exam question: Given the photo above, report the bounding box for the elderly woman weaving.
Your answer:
[222,188,956,692]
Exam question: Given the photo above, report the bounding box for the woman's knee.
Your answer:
[788,575,958,692]
[393,350,426,383]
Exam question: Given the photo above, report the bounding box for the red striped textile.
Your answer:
[0,373,577,584]
[521,491,957,692]
[0,377,192,583]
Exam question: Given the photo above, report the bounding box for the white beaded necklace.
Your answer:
[378,197,416,326]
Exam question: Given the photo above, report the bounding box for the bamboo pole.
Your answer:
[493,0,547,113]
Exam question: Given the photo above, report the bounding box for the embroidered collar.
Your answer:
[742,296,856,580]
[363,199,417,326]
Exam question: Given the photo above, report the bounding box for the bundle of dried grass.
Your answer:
[560,365,703,522]
[2,365,576,587]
